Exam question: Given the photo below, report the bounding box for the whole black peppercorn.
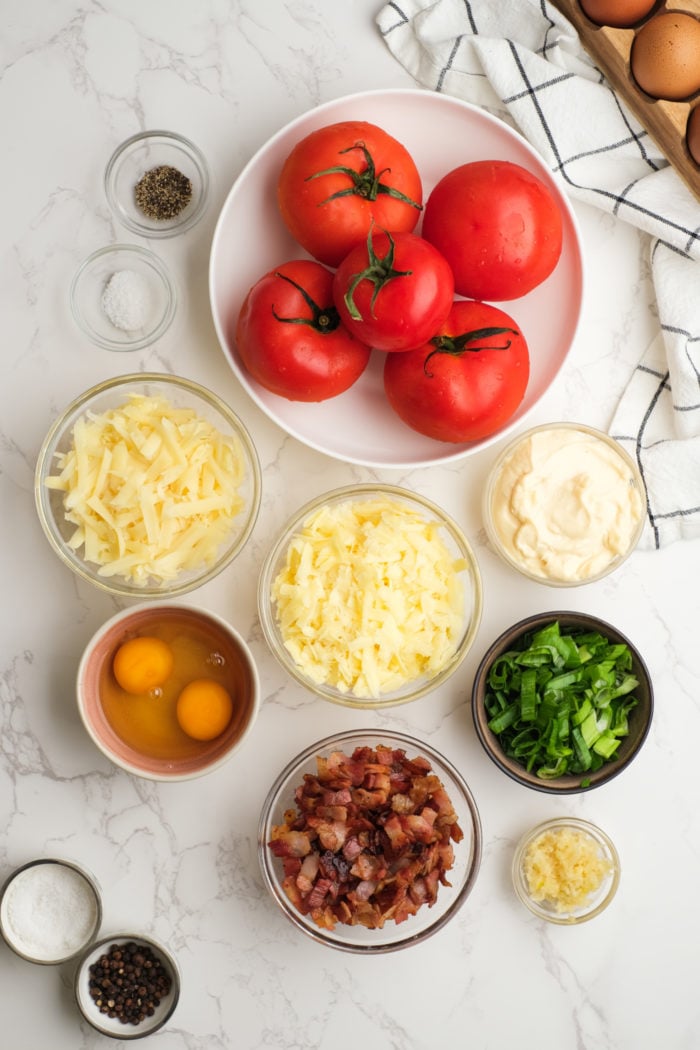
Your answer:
[87,941,173,1027]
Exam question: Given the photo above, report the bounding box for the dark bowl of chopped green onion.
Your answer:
[471,612,653,793]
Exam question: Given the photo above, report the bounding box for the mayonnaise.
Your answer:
[487,425,644,583]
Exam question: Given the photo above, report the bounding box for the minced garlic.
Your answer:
[523,826,612,912]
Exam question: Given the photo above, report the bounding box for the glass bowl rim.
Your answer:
[257,482,483,708]
[73,931,181,1038]
[482,420,647,587]
[511,816,621,924]
[104,128,210,238]
[257,726,483,953]
[34,372,262,598]
[69,243,177,351]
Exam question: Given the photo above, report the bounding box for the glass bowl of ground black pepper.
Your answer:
[105,130,209,238]
[74,933,180,1039]
[70,244,177,351]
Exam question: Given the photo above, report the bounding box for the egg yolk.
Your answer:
[176,679,233,741]
[113,636,174,695]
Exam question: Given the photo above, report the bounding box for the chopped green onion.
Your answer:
[483,620,640,785]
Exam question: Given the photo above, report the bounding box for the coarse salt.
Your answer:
[1,861,99,961]
[101,269,151,332]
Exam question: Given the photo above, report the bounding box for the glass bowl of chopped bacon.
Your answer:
[257,484,483,708]
[258,729,483,953]
[34,373,261,598]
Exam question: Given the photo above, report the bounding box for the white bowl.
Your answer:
[209,87,583,468]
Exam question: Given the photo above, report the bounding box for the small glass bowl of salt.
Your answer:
[0,858,102,964]
[70,243,176,351]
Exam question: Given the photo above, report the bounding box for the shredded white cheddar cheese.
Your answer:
[524,827,612,912]
[271,497,467,698]
[45,393,246,586]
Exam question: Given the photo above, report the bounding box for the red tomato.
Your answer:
[277,121,422,267]
[235,260,371,402]
[383,300,530,442]
[333,229,454,352]
[422,160,563,301]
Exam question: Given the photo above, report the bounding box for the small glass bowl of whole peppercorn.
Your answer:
[105,130,209,238]
[74,934,180,1038]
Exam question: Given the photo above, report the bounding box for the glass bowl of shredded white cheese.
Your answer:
[35,373,261,597]
[258,484,483,708]
[70,244,176,351]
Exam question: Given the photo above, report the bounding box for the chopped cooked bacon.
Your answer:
[342,836,363,862]
[352,879,378,902]
[315,805,349,822]
[350,852,386,881]
[296,853,320,894]
[307,877,334,910]
[269,829,312,858]
[390,792,413,814]
[316,820,348,851]
[402,813,439,843]
[268,744,462,931]
[383,813,410,852]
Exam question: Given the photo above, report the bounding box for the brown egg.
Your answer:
[687,106,700,166]
[630,12,700,101]
[579,0,657,29]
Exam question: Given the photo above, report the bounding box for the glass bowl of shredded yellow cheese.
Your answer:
[258,485,483,708]
[512,817,620,924]
[35,373,261,597]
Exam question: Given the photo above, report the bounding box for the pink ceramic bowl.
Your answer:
[77,602,260,781]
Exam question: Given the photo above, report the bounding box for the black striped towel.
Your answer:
[378,0,700,549]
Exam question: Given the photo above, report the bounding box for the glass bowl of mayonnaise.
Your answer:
[482,422,646,586]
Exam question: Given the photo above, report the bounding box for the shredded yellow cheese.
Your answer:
[271,497,467,698]
[45,393,246,586]
[524,827,612,912]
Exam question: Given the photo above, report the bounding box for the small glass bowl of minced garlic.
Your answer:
[104,129,210,238]
[512,817,620,924]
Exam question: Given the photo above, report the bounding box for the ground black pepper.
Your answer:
[88,941,173,1026]
[134,164,192,221]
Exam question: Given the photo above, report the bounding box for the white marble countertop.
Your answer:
[2,2,699,1047]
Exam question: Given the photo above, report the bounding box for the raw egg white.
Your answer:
[579,0,657,28]
[631,12,700,101]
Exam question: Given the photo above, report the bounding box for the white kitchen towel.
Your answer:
[377,0,700,549]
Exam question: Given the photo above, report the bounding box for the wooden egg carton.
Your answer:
[549,0,700,202]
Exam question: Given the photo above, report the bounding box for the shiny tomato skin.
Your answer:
[235,260,371,402]
[383,300,530,442]
[422,160,563,301]
[333,231,454,352]
[277,121,422,267]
